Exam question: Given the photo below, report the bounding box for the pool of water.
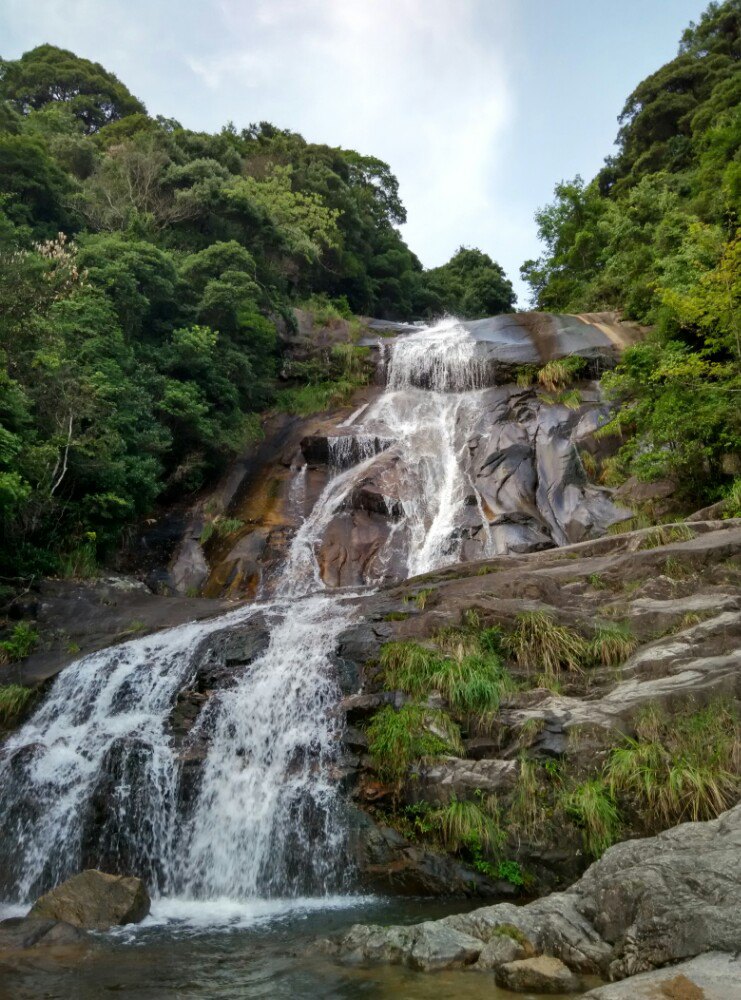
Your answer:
[0,896,598,1000]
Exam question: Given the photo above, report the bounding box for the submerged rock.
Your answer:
[29,870,150,930]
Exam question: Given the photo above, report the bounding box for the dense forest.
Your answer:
[0,44,515,580]
[522,0,740,504]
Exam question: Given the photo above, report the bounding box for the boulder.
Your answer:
[583,952,741,999]
[496,955,581,993]
[29,870,150,930]
[321,921,483,971]
[473,932,527,969]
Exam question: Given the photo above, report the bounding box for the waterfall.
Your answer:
[0,317,539,911]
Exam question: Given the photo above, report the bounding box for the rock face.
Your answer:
[29,870,150,930]
[323,803,741,985]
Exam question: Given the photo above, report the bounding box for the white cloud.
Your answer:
[186,0,514,268]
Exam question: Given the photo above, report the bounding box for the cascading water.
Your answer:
[0,317,511,915]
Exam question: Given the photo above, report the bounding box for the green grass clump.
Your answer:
[433,795,504,854]
[544,388,583,409]
[366,704,462,782]
[275,378,363,417]
[722,477,741,518]
[0,623,39,664]
[201,517,244,545]
[537,356,587,391]
[383,611,410,622]
[587,572,608,590]
[562,779,621,858]
[588,621,637,666]
[379,639,516,717]
[0,684,36,726]
[607,700,739,827]
[505,611,587,680]
[638,524,695,549]
[403,587,434,610]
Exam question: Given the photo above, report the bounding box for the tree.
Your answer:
[0,45,145,133]
[424,247,516,318]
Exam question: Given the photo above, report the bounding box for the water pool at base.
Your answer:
[0,897,599,1000]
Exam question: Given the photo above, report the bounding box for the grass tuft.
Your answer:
[0,684,36,726]
[607,700,739,827]
[504,611,587,681]
[366,704,462,782]
[562,779,621,858]
[537,356,586,391]
[0,622,39,664]
[588,621,637,667]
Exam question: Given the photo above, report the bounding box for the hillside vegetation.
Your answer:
[521,0,740,505]
[0,45,514,580]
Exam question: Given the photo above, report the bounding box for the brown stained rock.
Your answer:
[496,955,581,993]
[29,870,150,930]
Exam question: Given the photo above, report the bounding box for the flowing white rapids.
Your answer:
[286,317,498,588]
[0,316,494,914]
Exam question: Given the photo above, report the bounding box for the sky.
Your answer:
[1,0,707,303]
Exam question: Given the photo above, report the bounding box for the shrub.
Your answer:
[366,704,462,782]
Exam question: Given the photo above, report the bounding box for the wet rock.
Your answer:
[496,955,581,993]
[350,815,509,897]
[0,915,91,954]
[329,803,741,981]
[321,921,483,971]
[29,870,150,930]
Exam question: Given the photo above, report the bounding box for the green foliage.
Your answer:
[0,622,38,663]
[380,635,516,718]
[0,684,36,726]
[562,780,621,858]
[607,700,739,827]
[588,621,638,667]
[422,246,516,318]
[0,45,145,133]
[537,356,586,391]
[521,3,741,506]
[366,704,463,782]
[504,611,588,680]
[433,795,504,853]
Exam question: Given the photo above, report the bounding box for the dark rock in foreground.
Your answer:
[29,870,150,930]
